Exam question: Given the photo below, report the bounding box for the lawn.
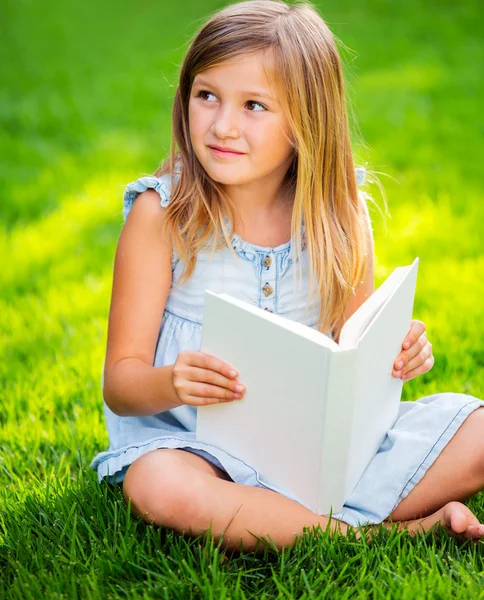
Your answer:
[1,0,483,597]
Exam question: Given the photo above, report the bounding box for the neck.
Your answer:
[224,176,293,222]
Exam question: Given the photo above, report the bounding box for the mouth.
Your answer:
[208,145,245,157]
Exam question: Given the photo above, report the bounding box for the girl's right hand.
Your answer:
[171,350,246,407]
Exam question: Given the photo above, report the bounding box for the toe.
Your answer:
[449,508,468,535]
[466,524,484,541]
[460,504,482,528]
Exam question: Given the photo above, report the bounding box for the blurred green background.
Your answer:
[1,0,483,596]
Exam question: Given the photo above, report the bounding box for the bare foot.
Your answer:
[383,501,484,543]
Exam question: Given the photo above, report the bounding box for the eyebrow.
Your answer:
[192,77,277,103]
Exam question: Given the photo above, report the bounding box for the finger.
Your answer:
[186,384,241,405]
[400,356,434,381]
[186,350,240,380]
[394,330,428,371]
[189,365,245,396]
[401,320,426,351]
[398,343,433,377]
[184,377,244,405]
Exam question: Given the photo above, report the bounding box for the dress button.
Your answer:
[263,255,272,268]
[262,284,273,296]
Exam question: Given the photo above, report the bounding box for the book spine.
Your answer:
[316,348,357,516]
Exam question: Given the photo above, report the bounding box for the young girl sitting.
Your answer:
[90,0,484,553]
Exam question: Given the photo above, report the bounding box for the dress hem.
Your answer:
[91,435,314,512]
[331,397,484,526]
[90,396,484,528]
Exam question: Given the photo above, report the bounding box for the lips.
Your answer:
[209,145,245,155]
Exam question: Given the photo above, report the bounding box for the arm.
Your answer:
[102,190,182,417]
[333,198,375,344]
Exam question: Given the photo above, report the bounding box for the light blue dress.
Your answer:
[90,168,484,527]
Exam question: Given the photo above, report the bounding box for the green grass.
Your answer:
[1,0,483,597]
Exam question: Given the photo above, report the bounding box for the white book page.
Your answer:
[216,293,340,351]
[197,291,335,509]
[339,258,419,349]
[342,257,419,497]
[317,348,357,514]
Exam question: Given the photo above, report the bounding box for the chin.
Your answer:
[202,163,247,185]
[209,174,243,185]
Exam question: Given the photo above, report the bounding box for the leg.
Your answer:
[122,448,484,555]
[122,448,348,553]
[175,448,234,482]
[387,407,484,522]
[389,501,484,543]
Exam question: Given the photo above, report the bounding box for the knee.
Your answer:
[452,407,484,480]
[122,450,202,527]
[470,408,484,475]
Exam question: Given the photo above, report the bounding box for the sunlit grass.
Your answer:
[1,0,483,597]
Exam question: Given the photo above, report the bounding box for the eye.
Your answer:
[196,90,216,102]
[195,90,267,112]
[246,100,267,112]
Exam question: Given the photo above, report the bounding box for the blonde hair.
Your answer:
[155,0,386,341]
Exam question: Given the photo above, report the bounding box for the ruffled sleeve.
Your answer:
[123,174,176,222]
[355,167,366,187]
[122,173,180,270]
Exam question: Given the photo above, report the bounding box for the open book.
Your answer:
[196,257,419,515]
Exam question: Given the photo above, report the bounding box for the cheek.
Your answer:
[256,123,294,160]
[188,104,207,141]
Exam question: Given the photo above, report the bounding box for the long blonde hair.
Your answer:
[155,0,384,341]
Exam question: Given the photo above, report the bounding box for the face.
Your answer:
[188,51,295,188]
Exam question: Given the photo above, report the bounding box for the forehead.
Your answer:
[192,52,279,99]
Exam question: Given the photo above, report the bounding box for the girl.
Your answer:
[90,0,484,553]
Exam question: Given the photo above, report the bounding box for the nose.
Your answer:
[211,104,240,139]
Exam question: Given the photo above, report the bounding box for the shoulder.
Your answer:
[123,173,179,222]
[120,172,181,269]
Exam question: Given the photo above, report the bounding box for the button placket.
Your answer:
[260,252,276,313]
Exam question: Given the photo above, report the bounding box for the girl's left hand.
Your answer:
[393,319,434,382]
